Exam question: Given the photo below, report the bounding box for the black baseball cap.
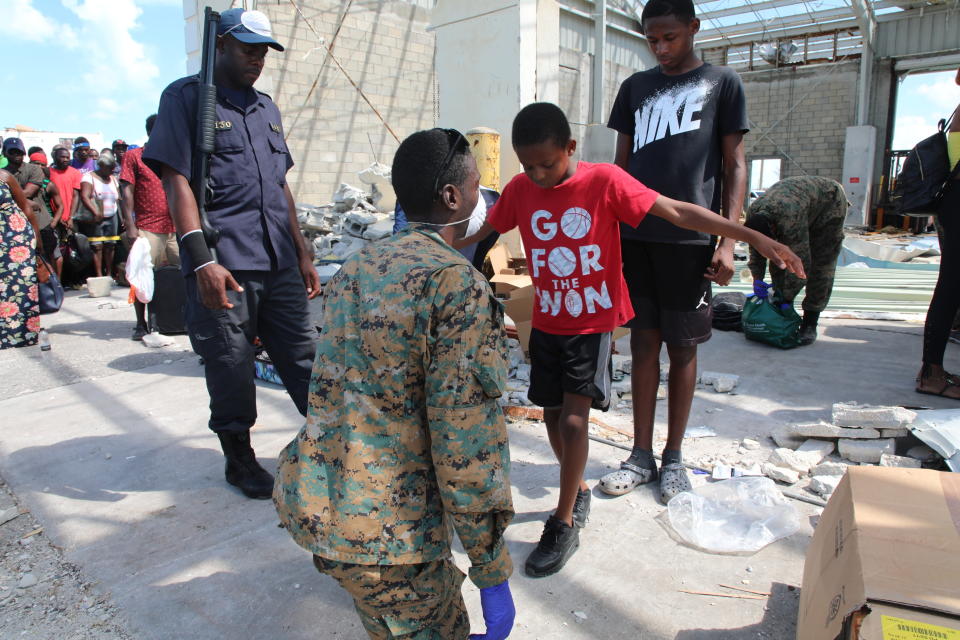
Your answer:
[218,9,284,51]
[2,138,26,154]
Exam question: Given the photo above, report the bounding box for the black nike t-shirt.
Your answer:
[608,63,748,244]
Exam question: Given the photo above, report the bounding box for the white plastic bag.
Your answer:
[125,237,154,303]
[665,477,801,554]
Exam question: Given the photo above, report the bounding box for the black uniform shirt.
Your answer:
[144,75,296,273]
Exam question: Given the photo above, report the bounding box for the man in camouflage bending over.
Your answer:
[746,175,848,346]
[274,128,516,640]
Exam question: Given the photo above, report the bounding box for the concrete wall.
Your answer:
[741,60,861,183]
[254,1,437,206]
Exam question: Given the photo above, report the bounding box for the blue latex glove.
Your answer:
[469,581,515,640]
[753,279,771,299]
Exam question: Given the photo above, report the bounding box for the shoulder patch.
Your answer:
[270,123,281,134]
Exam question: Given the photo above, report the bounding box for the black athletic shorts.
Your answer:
[527,328,613,411]
[621,240,714,346]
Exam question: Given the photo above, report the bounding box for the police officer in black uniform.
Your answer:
[144,8,320,500]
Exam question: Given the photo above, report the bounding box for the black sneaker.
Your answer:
[572,487,591,528]
[132,325,148,341]
[525,516,580,578]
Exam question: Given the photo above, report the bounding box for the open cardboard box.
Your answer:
[797,466,960,640]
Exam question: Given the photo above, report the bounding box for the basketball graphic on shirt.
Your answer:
[560,207,592,240]
[564,290,583,317]
[548,246,577,277]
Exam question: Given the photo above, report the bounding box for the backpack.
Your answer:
[892,115,960,217]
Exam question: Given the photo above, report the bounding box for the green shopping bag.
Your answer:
[741,294,801,349]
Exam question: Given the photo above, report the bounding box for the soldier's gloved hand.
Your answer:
[469,581,515,640]
[753,280,771,299]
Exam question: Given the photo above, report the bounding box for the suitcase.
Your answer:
[148,266,188,335]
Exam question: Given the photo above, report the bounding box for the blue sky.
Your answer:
[0,0,187,146]
[1,1,955,154]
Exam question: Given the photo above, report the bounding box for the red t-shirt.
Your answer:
[48,166,82,222]
[487,161,660,335]
[120,147,174,233]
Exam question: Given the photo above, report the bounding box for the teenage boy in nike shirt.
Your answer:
[602,0,750,504]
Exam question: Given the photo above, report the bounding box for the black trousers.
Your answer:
[184,266,316,433]
[923,182,960,367]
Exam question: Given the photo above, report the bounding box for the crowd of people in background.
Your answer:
[0,115,178,349]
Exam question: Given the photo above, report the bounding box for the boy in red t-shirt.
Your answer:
[460,103,803,577]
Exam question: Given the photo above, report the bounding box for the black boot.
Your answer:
[217,431,274,499]
[799,311,820,346]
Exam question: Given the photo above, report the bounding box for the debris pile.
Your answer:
[762,402,939,498]
[297,164,397,283]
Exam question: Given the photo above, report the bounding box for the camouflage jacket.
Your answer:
[274,228,514,588]
[748,176,846,276]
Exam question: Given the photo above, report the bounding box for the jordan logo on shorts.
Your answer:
[696,293,709,310]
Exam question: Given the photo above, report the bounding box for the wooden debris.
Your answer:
[679,589,766,600]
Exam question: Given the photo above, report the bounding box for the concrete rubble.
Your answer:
[808,475,842,497]
[699,371,740,393]
[297,164,397,274]
[879,453,922,468]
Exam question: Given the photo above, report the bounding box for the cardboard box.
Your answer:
[797,467,960,640]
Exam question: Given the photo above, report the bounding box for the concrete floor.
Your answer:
[1,286,958,639]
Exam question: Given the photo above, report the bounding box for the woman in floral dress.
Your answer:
[0,168,41,349]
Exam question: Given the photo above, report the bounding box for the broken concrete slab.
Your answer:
[837,438,896,463]
[768,442,832,475]
[831,403,917,429]
[771,425,805,450]
[511,363,531,384]
[797,439,836,458]
[762,463,799,484]
[808,475,842,497]
[740,438,760,450]
[812,461,849,477]
[879,453,922,468]
[787,421,881,439]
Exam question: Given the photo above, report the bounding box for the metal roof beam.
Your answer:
[698,8,857,45]
[698,18,861,48]
[699,0,808,22]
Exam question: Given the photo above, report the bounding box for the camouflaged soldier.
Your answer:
[274,129,516,640]
[746,175,847,345]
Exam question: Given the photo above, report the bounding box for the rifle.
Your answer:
[192,6,221,260]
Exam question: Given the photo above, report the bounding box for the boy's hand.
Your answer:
[704,245,735,286]
[755,238,806,279]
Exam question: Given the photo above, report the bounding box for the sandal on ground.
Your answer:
[599,461,658,496]
[659,463,692,505]
[915,370,960,400]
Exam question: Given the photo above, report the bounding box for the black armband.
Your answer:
[180,230,215,269]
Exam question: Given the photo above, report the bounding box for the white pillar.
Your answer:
[431,0,559,256]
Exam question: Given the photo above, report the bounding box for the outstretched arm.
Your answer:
[649,196,806,279]
[453,220,496,250]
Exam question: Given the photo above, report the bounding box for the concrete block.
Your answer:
[831,403,917,429]
[771,426,805,450]
[741,438,761,451]
[812,461,849,476]
[787,421,881,439]
[762,463,800,485]
[837,438,895,463]
[879,454,921,469]
[808,475,842,497]
[880,428,911,438]
[700,371,739,393]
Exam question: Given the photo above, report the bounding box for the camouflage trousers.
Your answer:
[769,205,846,313]
[313,555,470,640]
